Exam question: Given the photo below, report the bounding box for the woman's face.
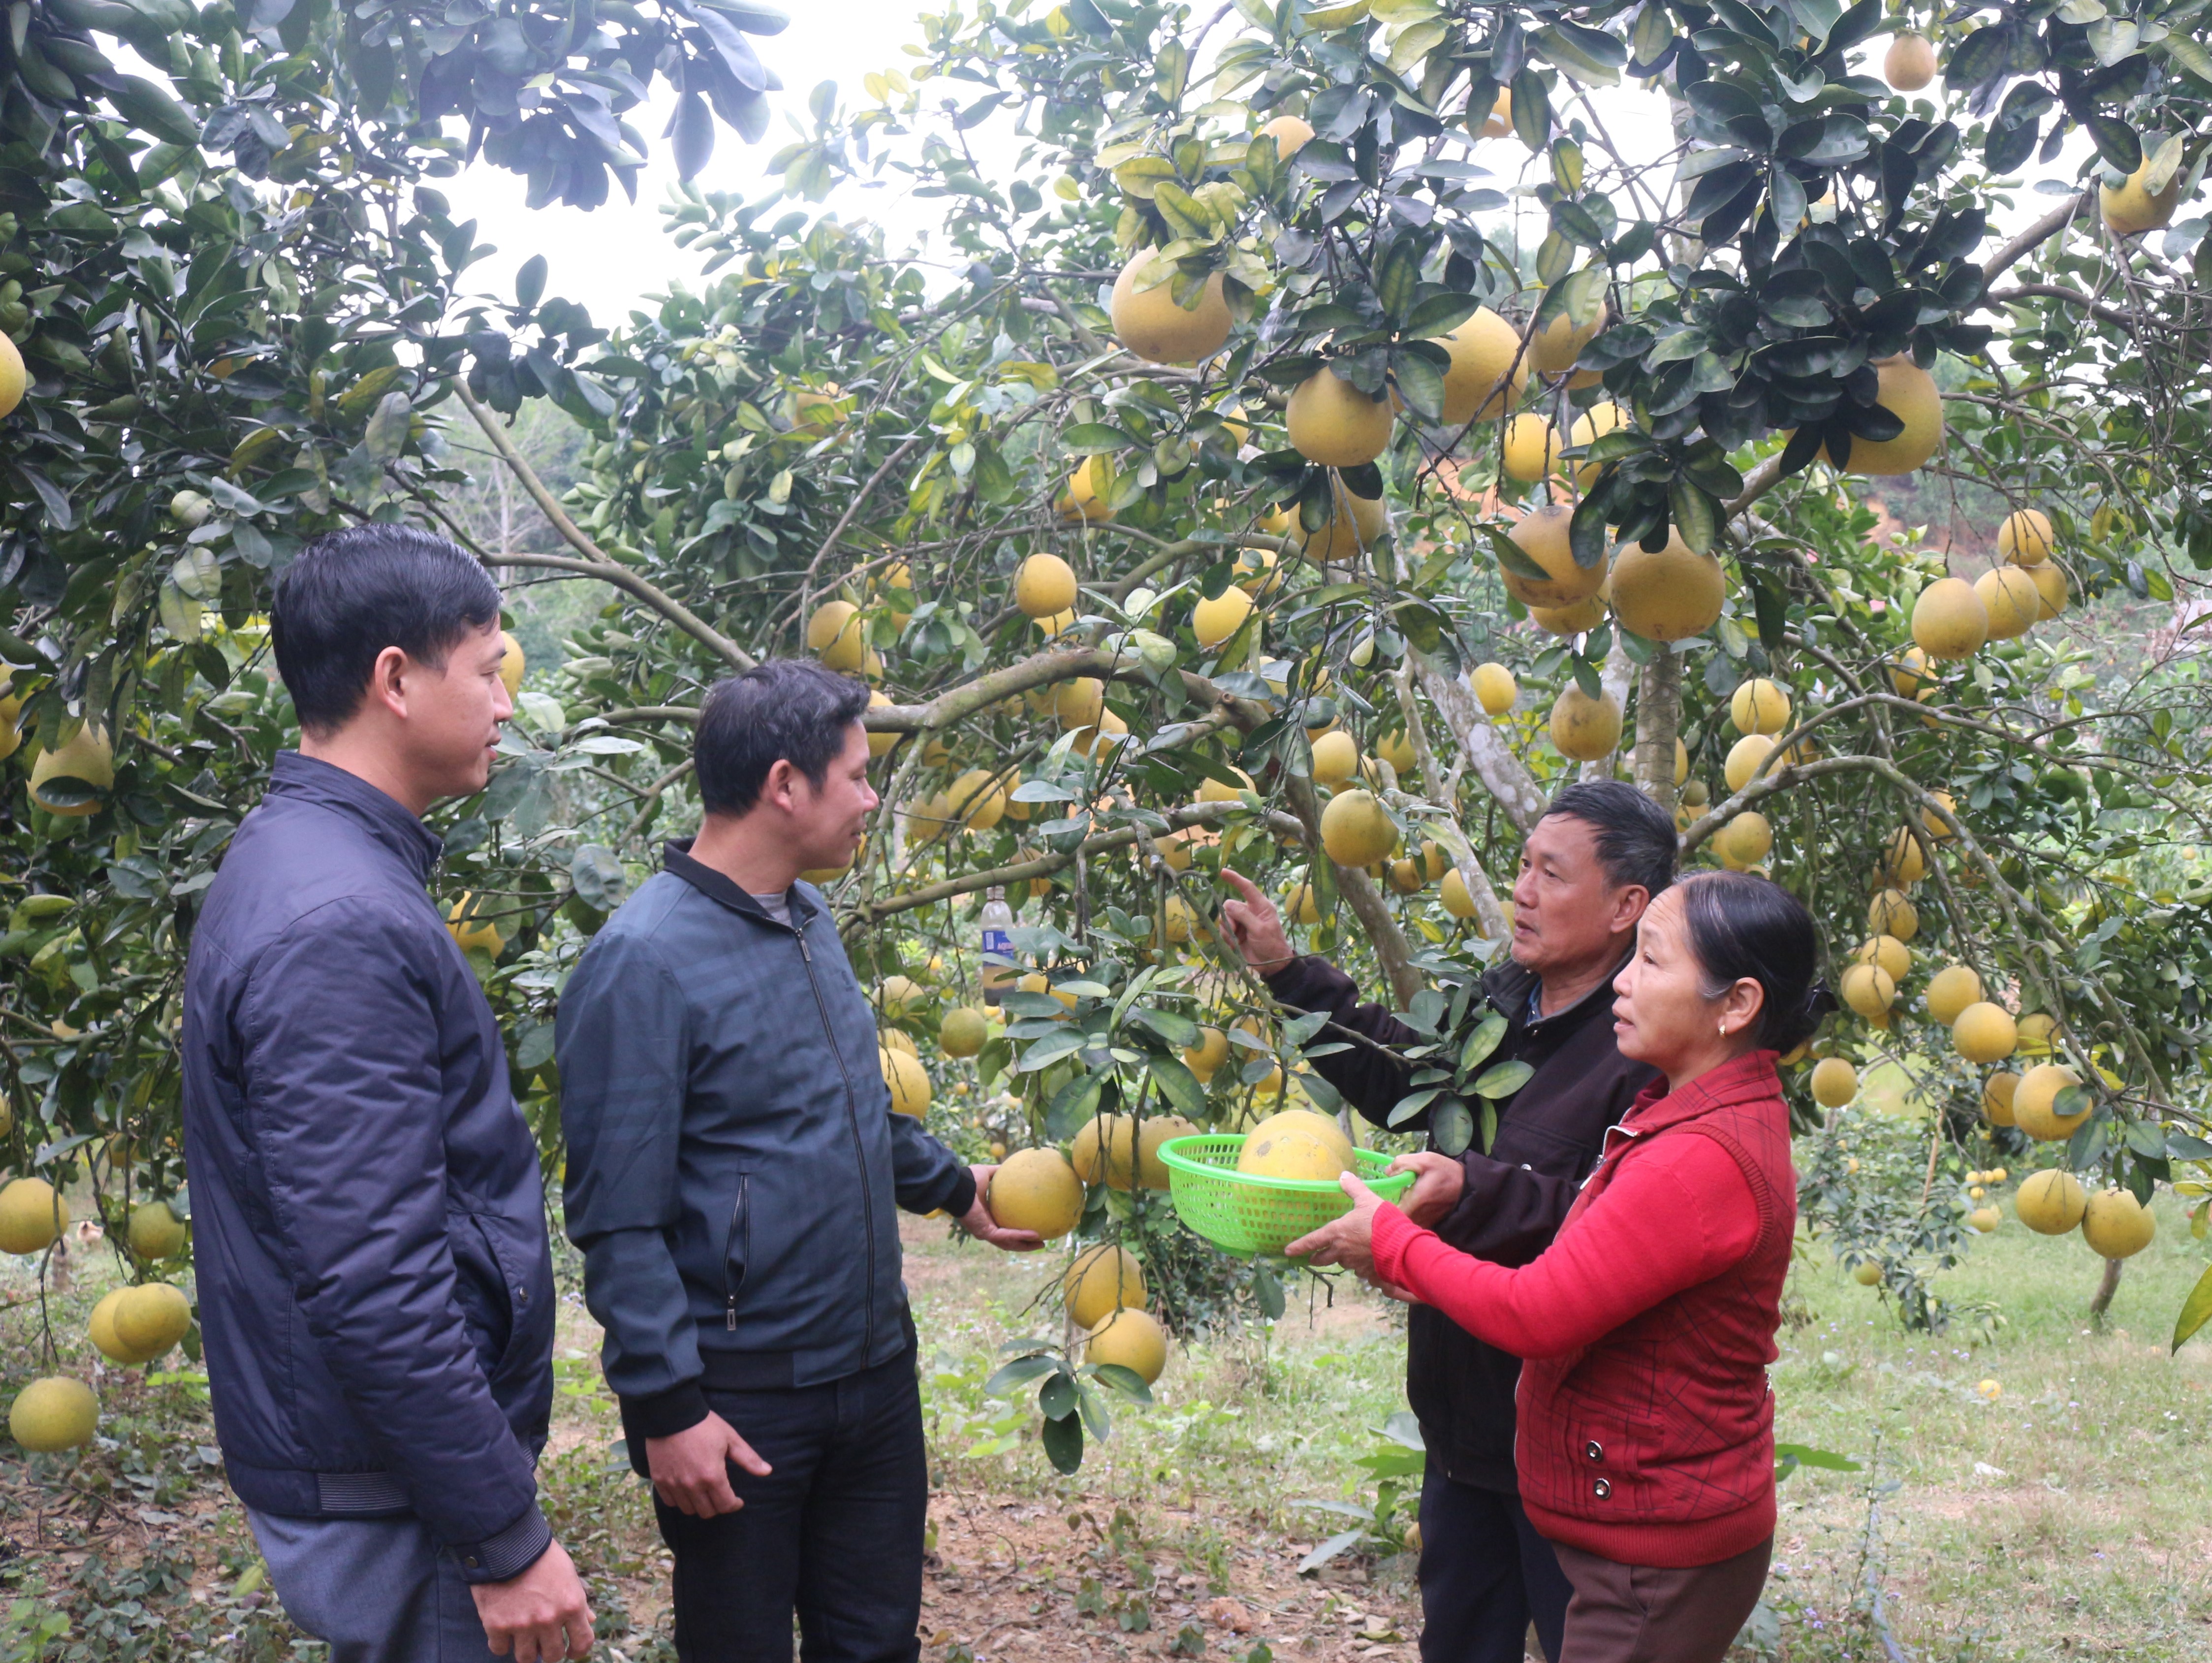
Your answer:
[1612,888,1762,1072]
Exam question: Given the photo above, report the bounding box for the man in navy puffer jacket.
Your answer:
[182,526,592,1663]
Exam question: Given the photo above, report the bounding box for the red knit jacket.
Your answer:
[1371,1049,1796,1567]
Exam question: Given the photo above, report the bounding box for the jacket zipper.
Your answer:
[793,920,879,1361]
[724,1173,750,1331]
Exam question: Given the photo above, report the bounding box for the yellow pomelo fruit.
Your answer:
[498,630,526,699]
[1320,788,1398,866]
[1084,1307,1168,1385]
[1234,545,1282,596]
[1154,829,1198,871]
[1867,888,1918,941]
[1055,677,1105,731]
[1839,963,1896,1019]
[2081,1189,2154,1259]
[805,600,866,672]
[1878,826,1926,887]
[1441,866,1478,920]
[1853,934,1911,985]
[2100,157,2182,235]
[1417,841,1451,881]
[1998,509,2052,565]
[1072,1115,1142,1190]
[1983,1070,2020,1126]
[1952,1003,2017,1066]
[90,1289,160,1365]
[1674,738,1690,788]
[1921,789,1957,841]
[1310,729,1359,785]
[1162,896,1204,944]
[1566,401,1625,489]
[879,974,926,1016]
[1063,1243,1147,1326]
[1298,488,1388,559]
[2016,1011,2058,1057]
[950,768,1007,832]
[10,1376,98,1452]
[30,724,114,817]
[1724,734,1777,794]
[1193,586,1254,649]
[1810,1057,1858,1108]
[1183,1026,1230,1082]
[988,1149,1084,1239]
[1527,309,1601,375]
[1060,456,1114,522]
[1376,729,1418,774]
[1501,505,1605,608]
[1530,594,1607,637]
[0,1177,67,1255]
[1852,1260,1883,1287]
[1549,685,1621,762]
[2012,1063,2087,1142]
[1925,964,1983,1026]
[1239,1125,1348,1183]
[1610,533,1723,642]
[1258,113,1313,158]
[1197,767,1254,804]
[1821,358,1943,475]
[792,382,844,427]
[1072,708,1128,757]
[1137,1117,1198,1189]
[1438,308,1526,425]
[1501,414,1558,482]
[115,1282,193,1359]
[2028,560,2068,620]
[0,332,25,418]
[1110,255,1232,365]
[1287,370,1393,467]
[1387,856,1426,893]
[1974,567,2041,641]
[0,683,22,764]
[1730,678,1792,736]
[1911,576,1987,660]
[1968,1206,2001,1234]
[1887,646,1930,697]
[1884,32,1937,90]
[2014,1168,2085,1234]
[1015,553,1079,618]
[881,1025,916,1054]
[1472,662,1517,715]
[1715,812,1772,871]
[127,1202,188,1261]
[1248,1107,1354,1168]
[865,690,898,757]
[939,1007,990,1059]
[881,1046,933,1117]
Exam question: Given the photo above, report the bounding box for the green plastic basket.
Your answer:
[1156,1134,1414,1258]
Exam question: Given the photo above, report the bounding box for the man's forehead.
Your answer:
[1527,813,1599,862]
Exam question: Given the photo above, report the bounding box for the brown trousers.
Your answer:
[1548,1535,1772,1663]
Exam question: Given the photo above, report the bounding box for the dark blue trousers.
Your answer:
[652,1348,926,1663]
[1418,1469,1573,1663]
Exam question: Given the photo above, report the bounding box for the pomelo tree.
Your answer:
[6,0,2212,1440]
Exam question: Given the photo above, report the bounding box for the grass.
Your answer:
[4,1186,2210,1661]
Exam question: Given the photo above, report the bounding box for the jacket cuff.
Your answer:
[1261,956,1323,1004]
[621,1377,712,1441]
[943,1165,979,1219]
[450,1501,553,1584]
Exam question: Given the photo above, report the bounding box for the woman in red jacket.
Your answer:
[1288,870,1829,1663]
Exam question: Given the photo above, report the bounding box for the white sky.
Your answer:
[439,13,2084,327]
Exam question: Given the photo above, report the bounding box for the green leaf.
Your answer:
[2174,1263,2212,1352]
[1404,291,1481,340]
[1432,1098,1474,1156]
[1041,1408,1086,1472]
[1457,1010,1506,1076]
[1670,478,1720,555]
[984,1354,1062,1397]
[1472,1058,1533,1099]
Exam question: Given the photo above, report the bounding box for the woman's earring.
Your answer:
[1718,1020,1729,1038]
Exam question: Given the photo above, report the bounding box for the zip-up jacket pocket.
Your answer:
[723,1171,752,1332]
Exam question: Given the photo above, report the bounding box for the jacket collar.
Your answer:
[267,751,442,882]
[1484,948,1631,1036]
[662,838,818,931]
[1621,1048,1783,1139]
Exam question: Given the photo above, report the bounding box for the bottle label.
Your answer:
[980,927,1013,1003]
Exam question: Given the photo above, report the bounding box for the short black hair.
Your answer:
[271,525,504,734]
[1542,780,1677,899]
[1676,871,1832,1052]
[695,660,873,816]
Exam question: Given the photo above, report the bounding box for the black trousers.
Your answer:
[652,1348,927,1663]
[1418,1469,1574,1663]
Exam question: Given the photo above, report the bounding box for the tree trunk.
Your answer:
[1281,774,1424,1010]
[1633,649,1682,815]
[2089,1256,2123,1323]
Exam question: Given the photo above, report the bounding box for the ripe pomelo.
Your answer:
[9,1376,98,1453]
[1884,32,1936,90]
[29,724,114,817]
[114,1282,193,1359]
[1197,767,1254,804]
[1527,309,1601,375]
[1238,1125,1347,1183]
[1310,730,1359,785]
[1951,1002,2017,1065]
[1063,1243,1147,1327]
[1109,255,1231,365]
[1258,113,1313,159]
[1438,308,1526,425]
[1441,867,1478,920]
[1821,357,1942,475]
[1867,888,1918,941]
[1715,811,1772,870]
[1811,1057,1858,1108]
[939,1007,990,1058]
[1376,730,1418,775]
[1137,1117,1199,1189]
[1730,678,1792,736]
[1500,505,1606,608]
[1015,554,1079,618]
[880,1046,933,1117]
[1723,734,1776,794]
[2101,157,2182,235]
[1287,369,1392,467]
[1853,934,1911,985]
[988,1149,1085,1239]
[1982,1070,2020,1126]
[1549,685,1620,762]
[1183,1026,1230,1082]
[1054,677,1105,730]
[498,631,525,699]
[1998,509,2052,565]
[1839,963,1896,1019]
[1472,663,1517,715]
[0,1178,67,1255]
[1059,456,1113,522]
[2014,1168,2086,1234]
[1974,567,2040,641]
[1911,576,1987,660]
[1567,402,1624,488]
[1297,488,1387,559]
[1193,587,1254,649]
[949,768,1006,832]
[90,1288,160,1365]
[1084,1307,1168,1385]
[2028,560,2068,620]
[1925,964,1983,1026]
[1610,533,1723,642]
[1320,789,1398,867]
[2081,1189,2154,1259]
[0,332,25,419]
[1501,414,1558,482]
[1878,826,1926,886]
[1072,1115,1141,1190]
[2012,1063,2088,1142]
[806,600,866,671]
[1530,594,1607,637]
[127,1202,188,1262]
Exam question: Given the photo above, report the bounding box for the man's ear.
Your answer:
[365,645,411,721]
[1612,884,1651,932]
[760,757,799,812]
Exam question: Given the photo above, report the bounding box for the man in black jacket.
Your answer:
[182,527,592,1663]
[1218,781,1676,1663]
[556,660,1039,1663]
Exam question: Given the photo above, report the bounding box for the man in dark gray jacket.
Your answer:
[557,660,1037,1663]
[182,526,593,1663]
